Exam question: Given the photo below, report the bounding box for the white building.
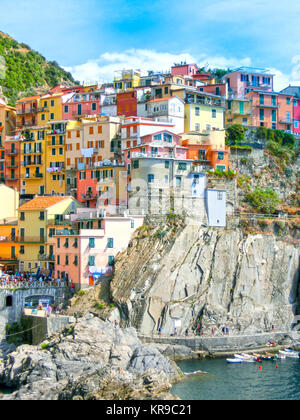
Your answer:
[205,189,226,227]
[145,96,185,134]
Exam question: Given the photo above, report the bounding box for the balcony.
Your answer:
[19,236,45,243]
[6,163,18,168]
[258,103,278,109]
[22,161,43,167]
[279,119,294,124]
[47,129,66,135]
[55,229,79,236]
[6,151,18,156]
[82,193,98,201]
[24,173,43,179]
[47,140,65,146]
[0,235,18,242]
[16,108,38,115]
[38,254,55,262]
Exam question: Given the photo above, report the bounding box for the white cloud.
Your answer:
[65,48,300,93]
[272,56,300,91]
[64,49,252,85]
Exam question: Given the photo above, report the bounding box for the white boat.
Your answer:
[279,350,299,359]
[275,354,286,360]
[227,358,243,364]
[234,354,254,360]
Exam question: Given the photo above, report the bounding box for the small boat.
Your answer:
[234,354,253,360]
[279,350,299,359]
[275,354,286,360]
[227,358,243,364]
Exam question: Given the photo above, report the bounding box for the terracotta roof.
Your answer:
[18,196,72,211]
[16,95,40,103]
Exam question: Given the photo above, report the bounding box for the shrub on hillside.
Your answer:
[245,188,281,214]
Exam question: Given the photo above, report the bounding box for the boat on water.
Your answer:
[234,354,253,360]
[275,354,286,360]
[279,350,299,359]
[226,358,243,364]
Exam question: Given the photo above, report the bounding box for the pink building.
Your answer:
[171,63,198,77]
[121,117,176,151]
[223,67,274,99]
[53,212,144,289]
[124,130,187,175]
[280,86,300,135]
[62,92,101,120]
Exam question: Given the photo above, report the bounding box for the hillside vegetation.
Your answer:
[0,32,76,106]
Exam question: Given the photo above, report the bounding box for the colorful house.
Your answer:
[222,67,274,99]
[113,70,141,92]
[117,91,137,117]
[181,130,230,171]
[37,93,64,125]
[121,117,176,151]
[145,96,185,134]
[16,96,39,129]
[171,63,198,77]
[225,98,253,127]
[76,163,127,212]
[280,86,300,135]
[18,195,82,273]
[0,184,19,220]
[0,218,19,273]
[53,211,144,289]
[4,136,21,191]
[19,126,48,197]
[62,91,101,120]
[245,90,294,131]
[184,90,225,133]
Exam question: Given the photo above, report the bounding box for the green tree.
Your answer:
[245,188,281,214]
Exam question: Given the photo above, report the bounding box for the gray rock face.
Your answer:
[0,315,180,400]
[111,226,299,336]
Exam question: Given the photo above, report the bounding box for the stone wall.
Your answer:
[0,286,68,339]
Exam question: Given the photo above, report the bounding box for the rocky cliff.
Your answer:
[0,314,181,400]
[111,221,299,336]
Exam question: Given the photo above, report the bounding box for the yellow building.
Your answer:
[37,93,64,126]
[0,219,19,273]
[0,184,19,219]
[184,91,225,133]
[46,120,79,195]
[225,98,253,127]
[114,70,141,92]
[0,99,16,137]
[18,195,82,272]
[19,126,48,196]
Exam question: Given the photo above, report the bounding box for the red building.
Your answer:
[117,91,137,117]
[171,63,198,77]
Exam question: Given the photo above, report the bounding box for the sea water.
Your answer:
[171,358,300,400]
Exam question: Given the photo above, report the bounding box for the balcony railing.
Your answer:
[19,236,45,243]
[24,173,43,179]
[0,235,18,242]
[38,254,55,261]
[6,151,18,156]
[82,193,98,200]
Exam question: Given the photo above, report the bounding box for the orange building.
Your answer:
[16,96,39,129]
[181,130,230,171]
[4,137,21,191]
[0,219,19,273]
[245,90,294,132]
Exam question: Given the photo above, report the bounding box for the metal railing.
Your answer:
[0,281,66,289]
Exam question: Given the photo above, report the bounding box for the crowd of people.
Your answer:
[0,271,70,287]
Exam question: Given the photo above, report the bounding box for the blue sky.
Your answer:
[1,0,300,89]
